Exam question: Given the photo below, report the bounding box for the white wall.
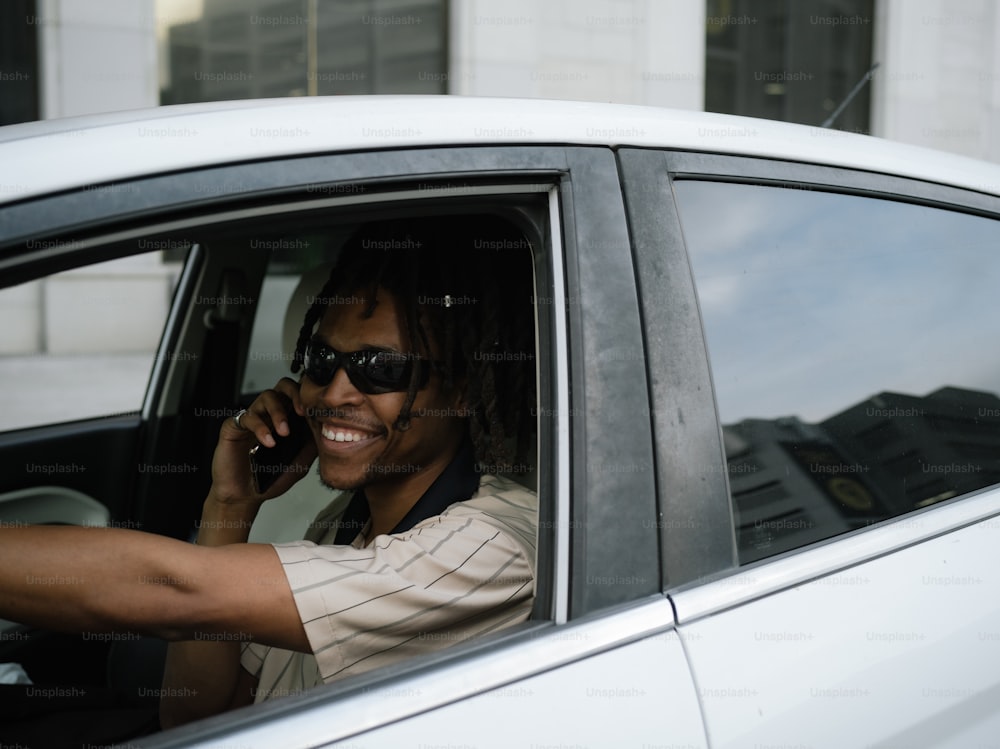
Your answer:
[0,255,176,356]
[450,0,705,110]
[873,0,1000,162]
[18,1,166,355]
[37,0,158,119]
[43,260,175,354]
[0,282,42,354]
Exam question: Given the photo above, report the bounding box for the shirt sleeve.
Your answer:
[240,641,267,679]
[272,512,534,682]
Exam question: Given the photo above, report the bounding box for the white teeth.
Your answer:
[322,427,368,443]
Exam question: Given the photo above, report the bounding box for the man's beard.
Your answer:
[316,454,399,492]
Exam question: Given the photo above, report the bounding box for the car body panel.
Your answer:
[675,502,1000,748]
[327,626,707,749]
[146,599,691,749]
[3,96,1000,207]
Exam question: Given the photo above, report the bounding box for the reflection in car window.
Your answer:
[676,181,1000,562]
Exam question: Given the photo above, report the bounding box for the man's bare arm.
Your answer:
[0,524,309,649]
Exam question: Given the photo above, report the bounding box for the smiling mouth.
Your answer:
[320,426,377,443]
[316,417,387,449]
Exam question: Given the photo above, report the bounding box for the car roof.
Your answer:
[2,95,1000,205]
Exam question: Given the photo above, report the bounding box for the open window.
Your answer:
[0,177,561,743]
[220,197,553,627]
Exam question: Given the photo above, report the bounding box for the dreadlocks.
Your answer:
[291,215,536,474]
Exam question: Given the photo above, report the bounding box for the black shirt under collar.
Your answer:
[333,438,480,545]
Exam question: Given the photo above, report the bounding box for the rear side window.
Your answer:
[676,181,1000,563]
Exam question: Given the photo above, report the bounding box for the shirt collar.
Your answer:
[333,438,480,545]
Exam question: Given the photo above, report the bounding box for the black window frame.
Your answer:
[1,143,664,746]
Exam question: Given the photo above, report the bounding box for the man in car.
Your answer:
[0,216,538,731]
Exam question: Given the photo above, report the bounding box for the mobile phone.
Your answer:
[250,410,313,493]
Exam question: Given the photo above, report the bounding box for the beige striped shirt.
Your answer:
[241,474,537,702]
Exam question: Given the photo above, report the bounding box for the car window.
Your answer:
[224,207,549,603]
[0,252,187,432]
[675,180,1000,563]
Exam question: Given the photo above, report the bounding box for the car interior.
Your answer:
[0,196,549,743]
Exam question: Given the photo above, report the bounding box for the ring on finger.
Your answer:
[233,408,249,430]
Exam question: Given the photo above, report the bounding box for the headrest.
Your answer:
[281,264,334,362]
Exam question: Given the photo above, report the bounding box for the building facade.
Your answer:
[2,0,999,358]
[4,0,1000,156]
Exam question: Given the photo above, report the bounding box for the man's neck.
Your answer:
[363,440,462,539]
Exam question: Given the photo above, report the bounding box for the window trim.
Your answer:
[546,185,572,624]
[670,484,1000,624]
[145,241,203,423]
[560,147,661,616]
[663,150,1000,218]
[618,148,737,590]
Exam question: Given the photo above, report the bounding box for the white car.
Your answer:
[1,96,999,748]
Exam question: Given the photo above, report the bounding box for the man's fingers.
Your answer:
[213,380,310,501]
[259,386,301,438]
[224,409,272,447]
[273,377,305,419]
[237,388,301,446]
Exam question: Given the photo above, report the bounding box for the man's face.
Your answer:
[299,287,467,493]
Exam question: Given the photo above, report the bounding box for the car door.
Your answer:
[2,136,707,747]
[0,188,272,545]
[623,147,1000,748]
[0,251,196,533]
[0,205,212,691]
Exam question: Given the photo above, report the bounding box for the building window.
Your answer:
[158,0,449,104]
[705,0,874,133]
[0,0,39,125]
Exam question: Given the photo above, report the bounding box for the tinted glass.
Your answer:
[158,0,448,103]
[676,181,1000,562]
[705,0,874,132]
[0,0,39,125]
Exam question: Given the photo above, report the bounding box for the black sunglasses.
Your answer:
[302,339,430,394]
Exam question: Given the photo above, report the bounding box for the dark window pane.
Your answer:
[0,0,39,125]
[160,0,448,104]
[705,0,874,133]
[676,181,1000,562]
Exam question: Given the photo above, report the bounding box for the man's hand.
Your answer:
[211,377,318,506]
